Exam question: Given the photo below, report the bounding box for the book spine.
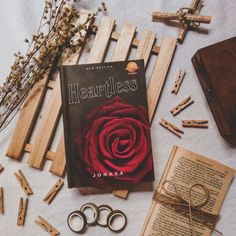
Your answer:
[191,52,232,137]
[59,67,74,188]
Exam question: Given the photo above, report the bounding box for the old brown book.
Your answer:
[192,37,236,139]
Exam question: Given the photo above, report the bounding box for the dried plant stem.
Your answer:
[0,0,106,131]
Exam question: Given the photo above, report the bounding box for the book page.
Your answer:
[141,146,235,236]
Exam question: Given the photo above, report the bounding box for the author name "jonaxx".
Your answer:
[92,171,124,178]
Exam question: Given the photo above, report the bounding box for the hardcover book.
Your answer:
[60,60,155,189]
[192,37,236,139]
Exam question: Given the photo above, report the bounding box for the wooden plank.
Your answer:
[87,16,115,63]
[51,16,117,176]
[6,75,49,160]
[147,37,177,122]
[111,31,160,54]
[112,23,136,61]
[135,30,156,66]
[27,10,93,169]
[78,22,136,199]
[24,143,55,161]
[44,11,94,173]
[49,135,66,176]
[6,9,92,164]
[111,22,136,199]
[48,80,55,89]
[28,78,62,169]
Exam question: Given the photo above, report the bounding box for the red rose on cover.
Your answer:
[76,96,154,186]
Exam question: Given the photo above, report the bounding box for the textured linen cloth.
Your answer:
[0,0,235,235]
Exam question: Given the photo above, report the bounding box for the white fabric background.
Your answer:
[0,0,235,235]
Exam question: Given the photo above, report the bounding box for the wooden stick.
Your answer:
[171,69,186,94]
[25,143,55,161]
[152,12,211,24]
[14,170,33,196]
[6,76,49,160]
[111,31,160,54]
[17,198,28,226]
[170,96,194,116]
[147,37,177,121]
[0,164,4,174]
[6,10,93,161]
[178,23,189,42]
[111,22,136,199]
[182,120,208,128]
[135,30,156,66]
[112,23,136,61]
[0,187,4,214]
[113,38,176,199]
[87,16,115,63]
[49,135,66,176]
[159,119,184,138]
[27,76,62,169]
[178,0,203,42]
[35,216,60,236]
[43,179,64,204]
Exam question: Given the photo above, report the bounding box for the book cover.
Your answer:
[60,60,155,188]
[192,37,236,138]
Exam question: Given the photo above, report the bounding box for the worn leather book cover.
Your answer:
[60,60,155,189]
[192,37,236,138]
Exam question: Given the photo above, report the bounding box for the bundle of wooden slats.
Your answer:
[6,10,177,199]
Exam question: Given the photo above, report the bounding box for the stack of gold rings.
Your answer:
[67,202,127,234]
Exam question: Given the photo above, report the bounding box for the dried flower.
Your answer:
[0,0,107,131]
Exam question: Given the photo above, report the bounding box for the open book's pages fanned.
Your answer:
[141,145,235,236]
[60,60,155,189]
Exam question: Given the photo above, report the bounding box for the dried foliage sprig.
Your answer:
[0,0,106,131]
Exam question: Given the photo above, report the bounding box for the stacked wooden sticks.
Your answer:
[6,12,177,200]
[152,0,212,42]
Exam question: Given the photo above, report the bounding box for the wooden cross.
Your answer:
[152,0,212,42]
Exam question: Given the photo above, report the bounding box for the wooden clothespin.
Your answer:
[170,96,194,116]
[0,164,4,174]
[171,69,186,94]
[35,216,60,236]
[171,69,186,95]
[14,170,33,196]
[0,187,4,214]
[152,0,211,42]
[159,119,184,138]
[17,198,28,226]
[182,120,208,128]
[43,179,64,204]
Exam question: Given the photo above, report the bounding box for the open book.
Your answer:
[141,146,235,236]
